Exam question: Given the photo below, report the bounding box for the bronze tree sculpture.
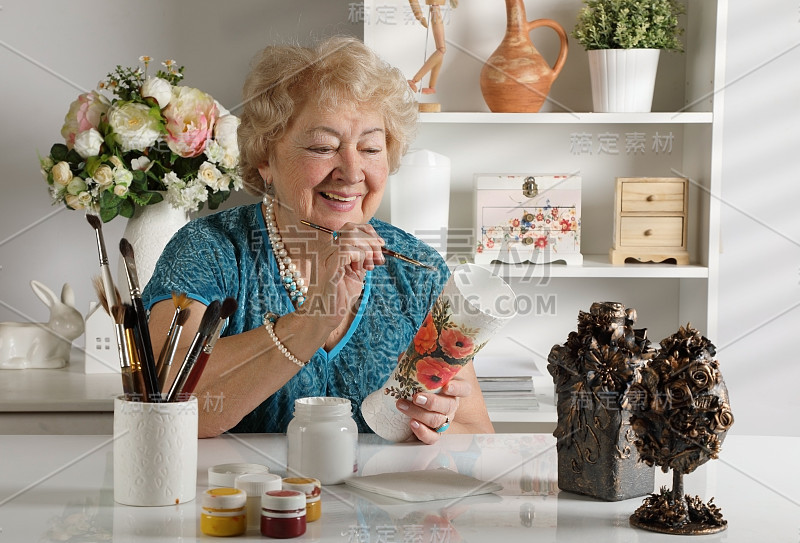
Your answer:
[625,324,734,534]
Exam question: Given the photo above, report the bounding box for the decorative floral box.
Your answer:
[474,174,582,265]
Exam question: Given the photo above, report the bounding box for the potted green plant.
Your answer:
[572,0,685,112]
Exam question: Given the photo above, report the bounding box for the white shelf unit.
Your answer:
[365,0,727,429]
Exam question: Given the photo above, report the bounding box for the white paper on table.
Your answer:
[344,468,502,502]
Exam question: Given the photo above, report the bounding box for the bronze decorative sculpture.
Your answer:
[547,302,655,500]
[625,324,733,535]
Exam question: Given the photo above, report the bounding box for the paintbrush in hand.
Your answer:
[119,238,162,402]
[86,214,120,308]
[166,300,221,403]
[299,219,436,270]
[178,297,237,398]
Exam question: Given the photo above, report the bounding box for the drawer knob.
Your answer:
[644,229,654,236]
[646,195,656,202]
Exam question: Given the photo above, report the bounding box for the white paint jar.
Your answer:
[286,397,358,485]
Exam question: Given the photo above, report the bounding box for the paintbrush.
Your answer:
[111,304,135,398]
[299,219,436,270]
[178,297,237,398]
[86,214,120,308]
[123,304,148,401]
[166,300,221,403]
[119,238,162,402]
[155,292,192,388]
[157,308,191,393]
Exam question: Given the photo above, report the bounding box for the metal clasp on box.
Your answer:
[523,176,538,198]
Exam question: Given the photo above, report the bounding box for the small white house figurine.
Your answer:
[0,280,84,369]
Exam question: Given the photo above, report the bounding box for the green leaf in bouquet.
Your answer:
[85,156,103,177]
[65,149,83,165]
[98,192,121,223]
[119,197,136,219]
[207,190,229,210]
[50,144,69,162]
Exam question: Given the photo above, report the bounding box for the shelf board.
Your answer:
[473,254,709,279]
[419,111,713,124]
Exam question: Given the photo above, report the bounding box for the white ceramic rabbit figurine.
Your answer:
[0,280,85,369]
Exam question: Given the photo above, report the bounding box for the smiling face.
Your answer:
[258,101,389,232]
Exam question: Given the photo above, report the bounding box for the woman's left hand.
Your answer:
[396,377,470,445]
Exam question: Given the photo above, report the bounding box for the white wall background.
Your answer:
[0,1,797,437]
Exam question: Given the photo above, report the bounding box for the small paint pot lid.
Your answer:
[208,463,270,487]
[262,489,306,511]
[202,487,246,510]
[235,472,282,496]
[283,477,321,502]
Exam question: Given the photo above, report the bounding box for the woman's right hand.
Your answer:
[298,221,385,330]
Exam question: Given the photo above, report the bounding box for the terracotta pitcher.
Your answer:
[480,0,568,113]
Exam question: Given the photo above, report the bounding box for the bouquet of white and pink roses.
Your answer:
[40,57,242,222]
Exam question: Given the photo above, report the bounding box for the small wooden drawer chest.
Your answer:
[609,177,689,265]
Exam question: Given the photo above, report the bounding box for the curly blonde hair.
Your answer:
[238,36,418,197]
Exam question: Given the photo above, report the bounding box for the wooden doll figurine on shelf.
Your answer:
[407,0,458,112]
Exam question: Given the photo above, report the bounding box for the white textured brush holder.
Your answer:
[361,264,517,441]
[113,396,198,506]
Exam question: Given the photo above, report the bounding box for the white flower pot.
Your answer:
[117,196,189,291]
[588,49,661,113]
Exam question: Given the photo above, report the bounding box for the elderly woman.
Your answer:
[143,36,493,442]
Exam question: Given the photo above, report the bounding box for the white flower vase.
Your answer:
[588,49,661,113]
[361,264,517,442]
[117,196,189,291]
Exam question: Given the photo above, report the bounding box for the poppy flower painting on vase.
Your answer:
[361,264,517,442]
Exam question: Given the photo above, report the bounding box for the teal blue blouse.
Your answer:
[142,203,449,433]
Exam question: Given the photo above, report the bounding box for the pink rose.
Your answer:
[61,91,110,148]
[163,86,218,158]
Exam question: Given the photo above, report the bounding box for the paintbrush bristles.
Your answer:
[119,238,140,293]
[172,292,191,311]
[92,276,110,315]
[86,213,103,230]
[219,297,237,321]
[111,304,126,325]
[197,300,223,338]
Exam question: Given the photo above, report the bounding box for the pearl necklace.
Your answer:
[264,196,308,307]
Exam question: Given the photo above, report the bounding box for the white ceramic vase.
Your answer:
[361,263,517,442]
[116,195,189,291]
[588,49,661,113]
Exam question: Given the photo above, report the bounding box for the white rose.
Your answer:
[109,155,124,169]
[113,184,129,197]
[213,114,240,151]
[113,167,133,186]
[73,128,104,159]
[130,156,152,171]
[220,148,239,170]
[65,193,89,210]
[108,102,161,152]
[198,161,225,191]
[93,165,114,187]
[51,161,73,186]
[141,77,172,109]
[214,100,230,118]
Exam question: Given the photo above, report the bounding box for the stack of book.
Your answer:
[478,375,539,411]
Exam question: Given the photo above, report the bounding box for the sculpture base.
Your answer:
[630,513,727,535]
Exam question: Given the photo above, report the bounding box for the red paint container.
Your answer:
[261,489,306,539]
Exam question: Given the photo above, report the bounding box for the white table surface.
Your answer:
[0,433,796,542]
